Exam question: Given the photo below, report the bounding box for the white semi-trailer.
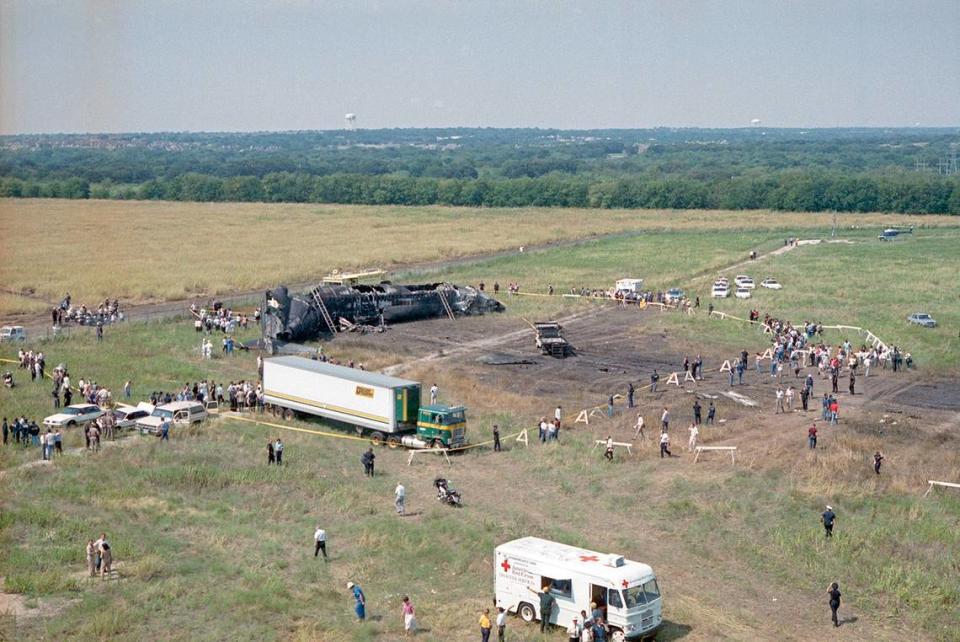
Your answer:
[261,356,466,448]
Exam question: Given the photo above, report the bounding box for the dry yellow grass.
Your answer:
[2,198,958,316]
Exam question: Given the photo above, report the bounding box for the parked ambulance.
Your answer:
[495,537,662,641]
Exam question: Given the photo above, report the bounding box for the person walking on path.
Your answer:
[160,420,169,442]
[873,451,884,475]
[687,423,699,452]
[660,407,670,433]
[827,582,842,627]
[650,370,659,393]
[495,607,507,642]
[633,414,645,441]
[479,609,492,642]
[395,482,406,515]
[274,438,284,465]
[627,382,635,408]
[849,371,856,396]
[85,539,97,577]
[808,424,818,449]
[830,398,839,425]
[401,595,417,636]
[493,425,501,452]
[313,525,327,560]
[267,440,275,465]
[659,432,673,458]
[821,506,836,538]
[775,387,785,414]
[347,582,366,622]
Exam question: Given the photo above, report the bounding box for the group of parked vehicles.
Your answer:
[711,274,782,299]
[43,400,208,434]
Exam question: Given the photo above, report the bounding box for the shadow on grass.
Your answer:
[657,620,693,640]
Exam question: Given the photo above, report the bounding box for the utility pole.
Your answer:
[832,211,837,238]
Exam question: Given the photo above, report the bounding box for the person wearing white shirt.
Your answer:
[313,525,327,560]
[395,483,406,515]
[633,414,646,440]
[687,423,699,452]
[496,607,507,642]
[659,432,672,458]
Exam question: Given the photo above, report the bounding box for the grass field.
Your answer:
[3,198,959,317]
[2,203,959,641]
[408,227,960,372]
[1,320,958,641]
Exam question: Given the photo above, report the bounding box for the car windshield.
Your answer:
[113,410,128,419]
[63,407,86,415]
[916,314,930,319]
[151,409,174,419]
[624,578,661,608]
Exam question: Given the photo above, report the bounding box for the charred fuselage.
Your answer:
[262,282,504,348]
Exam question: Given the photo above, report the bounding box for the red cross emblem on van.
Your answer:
[579,555,599,562]
[501,559,511,573]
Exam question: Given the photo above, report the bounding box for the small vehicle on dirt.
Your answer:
[534,321,573,358]
[44,404,104,428]
[434,477,462,506]
[711,284,729,298]
[0,326,27,343]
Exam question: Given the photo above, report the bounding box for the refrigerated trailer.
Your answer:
[261,356,466,448]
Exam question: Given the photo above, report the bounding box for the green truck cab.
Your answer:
[416,404,467,448]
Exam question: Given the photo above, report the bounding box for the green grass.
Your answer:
[403,227,960,371]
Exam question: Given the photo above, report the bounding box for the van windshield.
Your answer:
[624,578,660,608]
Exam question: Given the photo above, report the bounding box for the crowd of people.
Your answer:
[147,379,262,411]
[51,293,124,327]
[190,300,258,334]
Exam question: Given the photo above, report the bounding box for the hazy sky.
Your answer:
[2,0,959,134]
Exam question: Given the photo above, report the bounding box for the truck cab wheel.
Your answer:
[611,629,626,642]
[370,431,386,446]
[518,602,536,623]
[386,435,402,449]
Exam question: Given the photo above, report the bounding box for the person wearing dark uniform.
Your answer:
[361,448,375,477]
[693,400,701,426]
[848,371,856,395]
[827,582,842,627]
[528,586,554,633]
[493,425,501,452]
[706,402,715,425]
[873,451,884,475]
[821,506,836,538]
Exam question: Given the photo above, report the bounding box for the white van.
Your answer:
[0,326,27,343]
[136,401,208,434]
[615,279,644,295]
[495,537,662,641]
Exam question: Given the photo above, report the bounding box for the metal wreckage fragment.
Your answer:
[261,282,504,351]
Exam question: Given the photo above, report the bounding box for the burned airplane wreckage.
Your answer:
[261,282,504,351]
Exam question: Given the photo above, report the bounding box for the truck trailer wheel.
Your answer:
[518,602,536,623]
[370,431,386,446]
[282,408,295,421]
[387,435,402,449]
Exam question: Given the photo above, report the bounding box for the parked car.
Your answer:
[760,277,782,290]
[664,288,684,303]
[136,401,208,434]
[711,284,729,298]
[734,275,755,289]
[735,287,752,299]
[44,404,104,428]
[0,326,27,343]
[907,313,937,328]
[112,403,155,430]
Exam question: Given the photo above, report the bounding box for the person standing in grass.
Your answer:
[633,414,646,441]
[267,440,275,465]
[775,387,785,414]
[124,380,132,398]
[659,432,672,458]
[313,525,327,561]
[274,438,283,465]
[401,595,416,636]
[687,423,699,452]
[827,582,842,627]
[98,533,112,578]
[1,417,6,445]
[660,407,669,432]
[707,401,716,425]
[395,482,406,515]
[821,506,836,538]
[361,448,375,476]
[85,539,96,577]
[347,582,366,622]
[495,606,506,642]
[479,608,492,642]
[873,451,884,475]
[493,425,501,452]
[808,424,818,449]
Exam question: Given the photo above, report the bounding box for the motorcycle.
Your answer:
[433,477,462,507]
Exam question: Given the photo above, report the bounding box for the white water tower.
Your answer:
[345,113,357,130]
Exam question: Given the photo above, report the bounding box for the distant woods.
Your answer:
[1,128,959,214]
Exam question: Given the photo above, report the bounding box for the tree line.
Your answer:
[2,170,958,214]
